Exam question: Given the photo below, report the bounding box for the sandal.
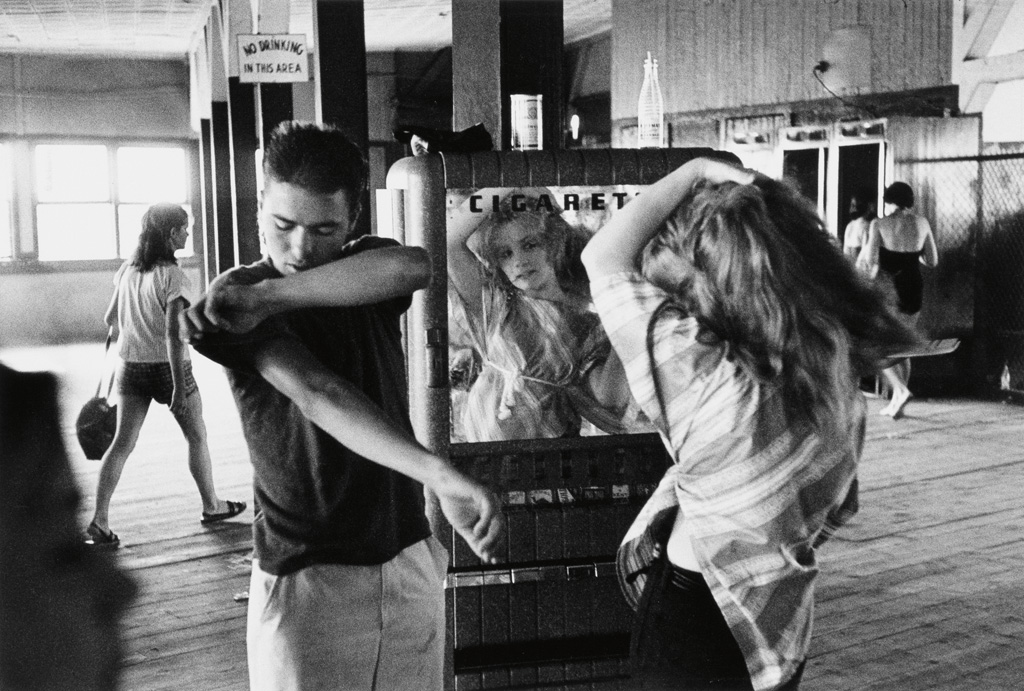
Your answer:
[84,521,120,549]
[201,500,247,525]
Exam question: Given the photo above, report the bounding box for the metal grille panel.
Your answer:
[899,153,1024,395]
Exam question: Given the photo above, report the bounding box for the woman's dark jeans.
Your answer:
[630,554,805,690]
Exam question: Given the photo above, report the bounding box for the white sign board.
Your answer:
[237,34,309,83]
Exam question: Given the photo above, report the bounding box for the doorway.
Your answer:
[783,147,827,219]
[836,142,883,245]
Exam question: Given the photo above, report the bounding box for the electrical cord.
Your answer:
[812,61,879,118]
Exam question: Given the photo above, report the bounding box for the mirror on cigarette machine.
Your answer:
[446,185,656,443]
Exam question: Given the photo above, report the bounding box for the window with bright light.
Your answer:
[32,142,191,262]
[117,146,192,259]
[0,144,12,260]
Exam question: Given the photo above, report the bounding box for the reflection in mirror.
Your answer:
[447,186,655,443]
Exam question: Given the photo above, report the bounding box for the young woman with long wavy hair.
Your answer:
[448,188,648,442]
[582,158,917,690]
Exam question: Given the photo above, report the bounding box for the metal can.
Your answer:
[510,94,543,150]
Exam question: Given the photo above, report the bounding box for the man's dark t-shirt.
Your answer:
[193,236,430,576]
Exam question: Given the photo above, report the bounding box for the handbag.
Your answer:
[76,331,118,461]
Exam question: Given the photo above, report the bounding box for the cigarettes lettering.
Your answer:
[468,192,632,213]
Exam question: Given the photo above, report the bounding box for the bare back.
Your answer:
[862,208,939,272]
[875,210,929,252]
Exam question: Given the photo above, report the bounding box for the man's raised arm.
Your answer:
[183,246,430,338]
[253,336,504,563]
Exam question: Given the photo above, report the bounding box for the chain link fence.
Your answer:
[898,153,1024,397]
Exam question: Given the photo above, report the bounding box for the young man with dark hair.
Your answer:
[181,121,502,690]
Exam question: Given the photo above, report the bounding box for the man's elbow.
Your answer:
[402,247,432,291]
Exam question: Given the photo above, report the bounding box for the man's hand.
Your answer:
[434,469,505,564]
[199,271,275,334]
[689,156,756,187]
[179,272,276,343]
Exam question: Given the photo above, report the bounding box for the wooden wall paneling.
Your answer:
[835,0,858,27]
[785,0,804,98]
[753,0,769,108]
[939,0,954,85]
[909,1,925,91]
[901,1,918,91]
[937,0,953,89]
[731,0,746,101]
[611,0,955,141]
[675,1,699,113]
[801,0,820,101]
[709,0,728,110]
[923,0,943,86]
[681,0,703,115]
[815,0,834,98]
[837,0,863,96]
[859,0,882,94]
[888,115,982,162]
[921,1,938,87]
[755,0,770,99]
[611,0,664,121]
[737,0,751,108]
[767,1,785,100]
[826,0,853,96]
[878,0,899,92]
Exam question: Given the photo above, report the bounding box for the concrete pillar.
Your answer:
[452,0,501,138]
[451,0,564,150]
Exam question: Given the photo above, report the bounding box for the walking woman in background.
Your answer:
[84,204,245,548]
[582,158,917,690]
[859,181,939,418]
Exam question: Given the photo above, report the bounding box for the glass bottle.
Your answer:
[637,52,665,148]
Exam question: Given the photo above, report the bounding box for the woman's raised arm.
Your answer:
[580,158,753,280]
[447,188,505,318]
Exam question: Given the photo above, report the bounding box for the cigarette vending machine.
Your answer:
[385,148,727,690]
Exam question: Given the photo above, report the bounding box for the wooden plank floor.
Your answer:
[3,343,1023,691]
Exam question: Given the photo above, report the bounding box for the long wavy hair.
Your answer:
[642,177,918,434]
[131,204,187,272]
